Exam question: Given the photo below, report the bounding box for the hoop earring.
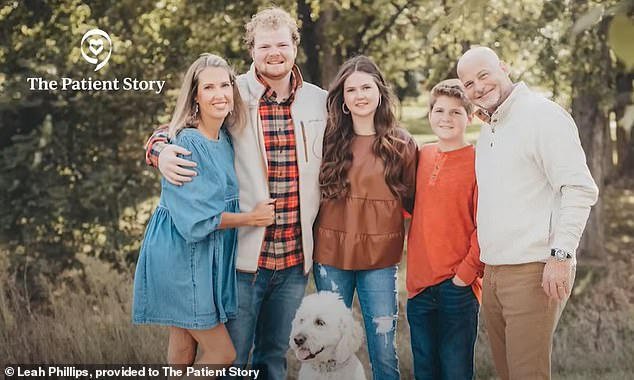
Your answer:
[378,96,382,107]
[342,103,350,115]
[194,103,199,115]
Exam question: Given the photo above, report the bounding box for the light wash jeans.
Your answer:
[314,263,400,380]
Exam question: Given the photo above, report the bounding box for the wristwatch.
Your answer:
[550,248,572,261]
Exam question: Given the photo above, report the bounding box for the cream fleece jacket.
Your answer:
[475,82,599,265]
[233,64,327,273]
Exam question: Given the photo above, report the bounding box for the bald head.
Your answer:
[457,47,502,75]
[456,46,514,114]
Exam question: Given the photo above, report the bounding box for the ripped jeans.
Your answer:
[314,263,400,380]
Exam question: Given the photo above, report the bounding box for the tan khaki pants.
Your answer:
[482,262,573,380]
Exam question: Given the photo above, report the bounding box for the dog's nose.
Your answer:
[294,334,306,346]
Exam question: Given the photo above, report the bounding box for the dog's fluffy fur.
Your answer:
[290,291,366,380]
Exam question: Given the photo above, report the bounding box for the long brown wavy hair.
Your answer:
[320,55,411,200]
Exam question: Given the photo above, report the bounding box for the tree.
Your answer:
[0,0,261,297]
[2,0,624,298]
[568,1,634,181]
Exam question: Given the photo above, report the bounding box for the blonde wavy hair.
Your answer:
[243,7,300,50]
[168,53,246,139]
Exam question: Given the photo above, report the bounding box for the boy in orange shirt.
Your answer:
[406,79,484,380]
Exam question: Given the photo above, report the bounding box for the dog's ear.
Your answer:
[334,310,363,363]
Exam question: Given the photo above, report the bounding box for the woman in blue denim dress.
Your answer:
[132,53,275,368]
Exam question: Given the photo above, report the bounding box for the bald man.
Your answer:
[457,47,599,380]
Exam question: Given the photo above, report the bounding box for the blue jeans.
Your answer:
[314,263,400,380]
[407,278,479,380]
[225,265,308,380]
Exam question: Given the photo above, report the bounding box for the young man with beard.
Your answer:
[144,8,327,380]
[456,46,598,380]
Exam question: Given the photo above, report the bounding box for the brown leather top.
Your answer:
[313,132,417,270]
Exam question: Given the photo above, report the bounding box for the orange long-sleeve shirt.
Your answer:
[406,143,484,302]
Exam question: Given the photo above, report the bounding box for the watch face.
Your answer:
[553,249,570,260]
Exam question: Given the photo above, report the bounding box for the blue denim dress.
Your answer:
[132,127,239,329]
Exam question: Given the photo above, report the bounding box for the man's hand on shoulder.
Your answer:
[158,144,197,186]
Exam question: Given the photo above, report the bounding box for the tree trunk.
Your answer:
[317,4,340,89]
[570,11,612,258]
[626,127,634,174]
[572,94,607,258]
[615,71,634,177]
[297,0,321,86]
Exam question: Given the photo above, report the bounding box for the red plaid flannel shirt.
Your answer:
[256,67,304,270]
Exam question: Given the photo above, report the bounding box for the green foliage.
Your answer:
[0,0,629,298]
[0,1,188,294]
[608,13,634,70]
[568,1,634,81]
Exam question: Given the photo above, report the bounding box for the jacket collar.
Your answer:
[489,81,529,124]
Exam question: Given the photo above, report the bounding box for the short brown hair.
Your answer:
[244,7,300,50]
[429,79,473,115]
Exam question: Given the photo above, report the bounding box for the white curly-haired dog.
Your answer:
[290,291,366,380]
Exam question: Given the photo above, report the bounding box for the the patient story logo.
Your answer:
[80,28,112,71]
[26,27,165,95]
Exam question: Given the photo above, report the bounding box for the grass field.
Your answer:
[1,183,633,379]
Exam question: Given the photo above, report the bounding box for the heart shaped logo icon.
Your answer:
[81,28,112,71]
[89,38,104,56]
